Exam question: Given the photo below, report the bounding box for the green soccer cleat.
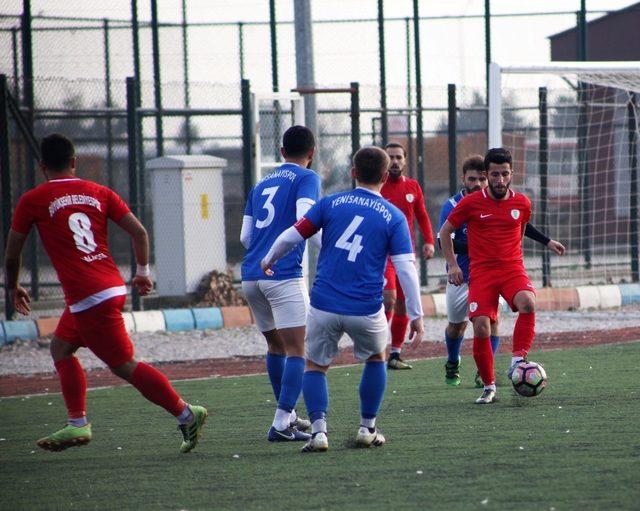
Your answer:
[474,370,484,388]
[388,352,412,370]
[444,359,461,386]
[36,423,92,452]
[179,405,208,453]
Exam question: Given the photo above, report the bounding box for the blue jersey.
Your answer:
[304,187,413,316]
[438,190,470,282]
[241,163,321,281]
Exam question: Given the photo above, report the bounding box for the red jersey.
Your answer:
[381,175,434,245]
[11,177,131,311]
[446,188,531,273]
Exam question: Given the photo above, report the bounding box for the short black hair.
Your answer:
[40,133,75,172]
[282,125,315,158]
[462,154,485,175]
[384,142,406,157]
[484,147,512,171]
[353,146,390,184]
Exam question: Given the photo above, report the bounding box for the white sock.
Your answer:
[273,408,291,431]
[68,416,88,427]
[360,417,376,429]
[289,409,297,424]
[484,384,496,391]
[177,404,193,425]
[511,356,524,367]
[311,418,327,435]
[391,347,401,354]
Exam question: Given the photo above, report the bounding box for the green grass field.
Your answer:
[1,342,639,511]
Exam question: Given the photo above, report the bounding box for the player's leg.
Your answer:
[36,308,92,452]
[388,272,411,370]
[444,282,469,386]
[261,279,311,441]
[79,296,207,452]
[345,309,388,447]
[301,306,342,453]
[468,273,500,404]
[504,278,536,377]
[242,281,286,402]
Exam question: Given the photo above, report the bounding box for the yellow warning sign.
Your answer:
[200,194,209,219]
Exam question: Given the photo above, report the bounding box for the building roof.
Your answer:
[549,1,640,40]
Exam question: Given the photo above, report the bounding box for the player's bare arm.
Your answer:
[546,239,565,255]
[117,213,153,296]
[391,254,424,349]
[3,229,31,314]
[422,242,435,260]
[439,220,464,286]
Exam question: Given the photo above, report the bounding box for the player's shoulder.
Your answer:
[511,189,531,207]
[404,176,422,190]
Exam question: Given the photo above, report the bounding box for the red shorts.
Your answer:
[383,259,405,301]
[468,266,535,322]
[54,295,134,368]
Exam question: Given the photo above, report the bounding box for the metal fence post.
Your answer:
[448,84,457,197]
[21,0,38,300]
[126,77,141,311]
[539,87,551,287]
[578,85,591,269]
[485,0,491,105]
[350,81,360,189]
[378,0,388,146]
[103,18,114,189]
[629,93,639,282]
[1,75,15,319]
[181,0,192,154]
[241,79,253,199]
[405,17,414,178]
[11,27,19,97]
[413,0,427,286]
[131,0,142,104]
[150,0,164,157]
[238,22,245,80]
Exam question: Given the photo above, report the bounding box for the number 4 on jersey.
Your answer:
[335,215,364,262]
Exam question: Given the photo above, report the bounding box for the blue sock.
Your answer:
[303,370,328,422]
[490,335,500,355]
[445,330,464,363]
[266,352,286,400]
[359,361,387,419]
[277,356,305,412]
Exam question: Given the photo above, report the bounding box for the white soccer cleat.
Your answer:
[355,426,386,448]
[475,388,497,404]
[300,432,329,453]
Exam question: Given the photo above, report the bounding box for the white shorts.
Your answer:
[305,305,388,367]
[446,282,469,324]
[242,278,309,332]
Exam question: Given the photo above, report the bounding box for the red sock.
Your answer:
[54,357,87,419]
[390,314,409,350]
[129,362,185,416]
[385,309,393,322]
[513,312,535,358]
[473,337,495,386]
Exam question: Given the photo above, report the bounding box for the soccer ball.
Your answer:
[510,361,547,397]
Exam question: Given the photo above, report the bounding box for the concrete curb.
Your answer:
[2,283,640,343]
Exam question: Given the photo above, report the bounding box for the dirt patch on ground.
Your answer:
[1,327,638,398]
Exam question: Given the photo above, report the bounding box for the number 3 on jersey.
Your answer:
[336,215,364,262]
[256,186,279,229]
[68,212,97,254]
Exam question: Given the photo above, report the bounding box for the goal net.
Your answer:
[488,62,640,288]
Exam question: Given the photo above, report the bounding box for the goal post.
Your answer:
[487,62,640,287]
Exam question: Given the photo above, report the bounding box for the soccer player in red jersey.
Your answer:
[439,148,537,404]
[381,143,434,369]
[4,133,207,452]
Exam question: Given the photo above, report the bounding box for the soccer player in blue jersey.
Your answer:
[261,146,424,453]
[438,154,565,387]
[240,125,321,442]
